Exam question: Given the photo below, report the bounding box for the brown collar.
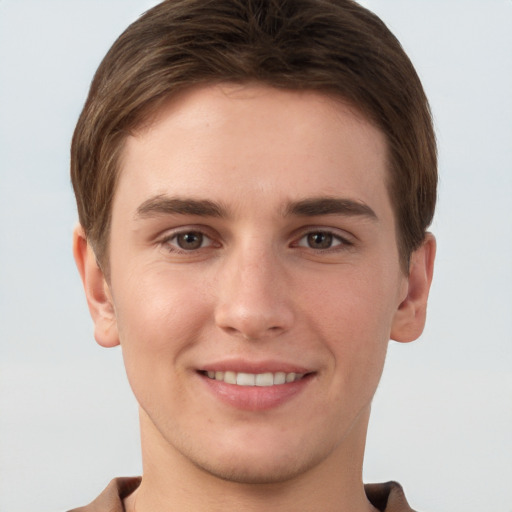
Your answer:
[68,477,416,512]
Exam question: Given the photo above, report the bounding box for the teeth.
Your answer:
[255,372,273,387]
[205,370,305,386]
[274,372,286,385]
[224,371,236,384]
[237,373,255,386]
[285,372,296,383]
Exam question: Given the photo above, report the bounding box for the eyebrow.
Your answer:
[284,197,377,220]
[136,195,226,219]
[135,195,377,221]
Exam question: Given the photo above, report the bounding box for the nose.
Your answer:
[214,245,294,341]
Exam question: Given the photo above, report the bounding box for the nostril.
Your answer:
[215,299,294,341]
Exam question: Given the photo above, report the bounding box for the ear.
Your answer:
[73,224,120,348]
[391,233,436,343]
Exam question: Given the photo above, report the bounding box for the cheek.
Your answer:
[306,267,398,340]
[303,269,397,389]
[112,269,211,388]
[112,274,214,430]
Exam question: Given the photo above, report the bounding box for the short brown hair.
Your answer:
[71,0,437,272]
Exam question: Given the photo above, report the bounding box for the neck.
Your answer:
[126,407,378,512]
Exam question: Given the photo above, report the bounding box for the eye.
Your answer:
[296,231,345,250]
[165,230,213,251]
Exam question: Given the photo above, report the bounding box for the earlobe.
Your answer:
[391,233,436,343]
[73,224,120,348]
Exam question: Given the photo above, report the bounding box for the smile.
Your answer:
[204,371,305,387]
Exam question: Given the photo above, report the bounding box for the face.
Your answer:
[93,84,416,483]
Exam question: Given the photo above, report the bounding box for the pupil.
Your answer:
[178,232,202,250]
[308,232,332,249]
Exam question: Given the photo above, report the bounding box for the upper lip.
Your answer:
[198,359,313,375]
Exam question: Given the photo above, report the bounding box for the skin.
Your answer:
[74,84,435,512]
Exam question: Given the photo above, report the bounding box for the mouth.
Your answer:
[200,370,306,387]
[197,363,315,410]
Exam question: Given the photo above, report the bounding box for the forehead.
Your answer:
[115,84,391,220]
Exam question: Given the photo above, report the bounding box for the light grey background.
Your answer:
[1,1,511,511]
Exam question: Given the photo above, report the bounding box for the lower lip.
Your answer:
[199,373,312,411]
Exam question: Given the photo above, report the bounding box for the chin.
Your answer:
[195,455,316,485]
[183,435,333,486]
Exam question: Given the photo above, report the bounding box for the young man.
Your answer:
[70,0,436,510]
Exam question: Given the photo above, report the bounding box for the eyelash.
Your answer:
[294,229,353,251]
[160,229,217,253]
[159,227,353,254]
